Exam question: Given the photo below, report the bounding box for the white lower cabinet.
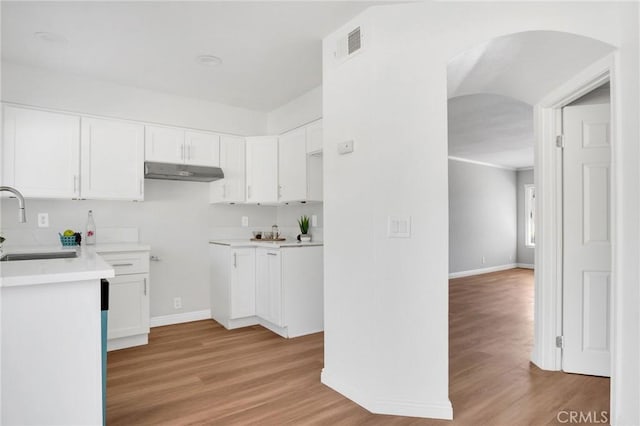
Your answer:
[210,243,323,338]
[255,248,283,327]
[210,244,257,329]
[98,249,150,351]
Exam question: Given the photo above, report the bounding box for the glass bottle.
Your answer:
[86,210,96,245]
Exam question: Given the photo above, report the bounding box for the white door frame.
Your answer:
[531,51,615,396]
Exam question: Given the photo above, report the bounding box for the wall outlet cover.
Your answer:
[37,213,49,228]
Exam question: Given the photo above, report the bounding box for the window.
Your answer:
[525,185,536,247]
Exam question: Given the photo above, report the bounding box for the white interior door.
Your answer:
[562,102,611,377]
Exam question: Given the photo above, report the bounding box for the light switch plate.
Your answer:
[241,216,249,227]
[337,140,354,155]
[311,215,318,227]
[387,215,411,238]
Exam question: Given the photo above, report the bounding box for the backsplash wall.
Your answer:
[1,179,277,318]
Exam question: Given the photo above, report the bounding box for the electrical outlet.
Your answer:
[482,256,486,264]
[173,297,182,310]
[37,213,49,228]
[311,214,318,227]
[241,216,249,227]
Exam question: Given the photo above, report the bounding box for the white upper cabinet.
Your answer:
[184,130,220,167]
[81,117,145,200]
[245,136,278,204]
[145,125,220,167]
[3,106,80,198]
[210,135,245,204]
[144,125,185,163]
[278,127,307,202]
[305,119,323,154]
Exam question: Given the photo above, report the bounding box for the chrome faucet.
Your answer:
[0,186,27,223]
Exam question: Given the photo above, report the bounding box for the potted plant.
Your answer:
[297,215,311,242]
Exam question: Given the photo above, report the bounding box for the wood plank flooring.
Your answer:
[107,268,609,425]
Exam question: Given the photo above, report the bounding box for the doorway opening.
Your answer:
[447,30,616,422]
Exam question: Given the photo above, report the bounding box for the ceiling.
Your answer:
[448,31,614,105]
[448,94,533,170]
[1,1,380,112]
[447,31,614,169]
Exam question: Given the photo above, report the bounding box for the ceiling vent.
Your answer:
[335,26,364,62]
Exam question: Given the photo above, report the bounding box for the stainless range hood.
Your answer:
[144,162,224,182]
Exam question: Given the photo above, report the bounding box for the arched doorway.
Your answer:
[446,30,616,423]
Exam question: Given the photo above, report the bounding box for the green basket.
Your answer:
[59,233,78,247]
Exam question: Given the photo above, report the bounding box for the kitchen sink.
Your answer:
[0,251,78,262]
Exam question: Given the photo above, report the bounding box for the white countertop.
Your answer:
[94,242,151,253]
[0,245,118,288]
[209,239,323,248]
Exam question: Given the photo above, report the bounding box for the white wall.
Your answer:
[449,159,517,274]
[266,85,322,135]
[322,2,639,423]
[276,203,323,242]
[1,62,267,135]
[0,182,277,317]
[516,169,535,266]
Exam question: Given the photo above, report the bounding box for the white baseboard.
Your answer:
[107,334,148,351]
[150,309,211,328]
[321,369,453,420]
[449,263,517,279]
[517,263,535,269]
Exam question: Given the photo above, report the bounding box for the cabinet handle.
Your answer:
[187,145,192,160]
[139,179,143,196]
[247,185,252,199]
[267,252,278,256]
[112,263,134,267]
[144,278,147,296]
[233,253,237,268]
[180,145,185,161]
[73,175,79,194]
[278,185,282,198]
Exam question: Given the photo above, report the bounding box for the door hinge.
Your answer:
[556,335,564,349]
[556,135,565,149]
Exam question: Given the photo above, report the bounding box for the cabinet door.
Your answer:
[185,130,220,167]
[107,274,150,340]
[230,248,256,319]
[81,117,145,200]
[306,119,323,154]
[278,127,307,202]
[144,125,185,163]
[210,136,245,203]
[255,249,283,326]
[3,106,80,198]
[245,136,278,203]
[307,155,323,202]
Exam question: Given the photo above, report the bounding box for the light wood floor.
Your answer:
[107,268,609,425]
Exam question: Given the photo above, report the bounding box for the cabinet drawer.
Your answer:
[99,252,149,275]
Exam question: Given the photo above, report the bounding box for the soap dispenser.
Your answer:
[86,210,96,245]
